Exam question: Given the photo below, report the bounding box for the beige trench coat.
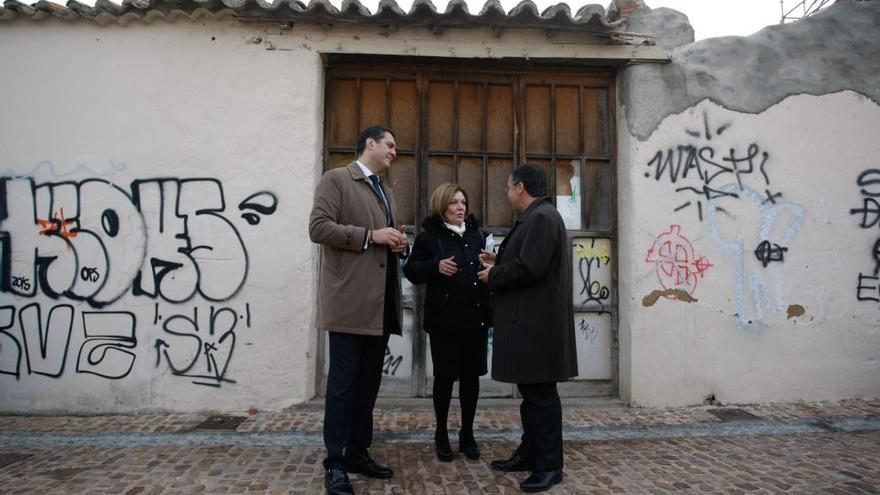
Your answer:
[309,161,403,336]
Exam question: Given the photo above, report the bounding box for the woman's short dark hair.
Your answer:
[511,163,547,197]
[356,125,395,156]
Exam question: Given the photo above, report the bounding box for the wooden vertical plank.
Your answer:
[390,80,418,150]
[458,157,484,223]
[427,155,454,201]
[487,158,514,228]
[328,153,353,170]
[584,88,609,156]
[458,83,484,152]
[555,86,580,156]
[487,84,514,153]
[525,85,551,155]
[584,160,611,231]
[328,79,357,149]
[359,79,387,129]
[428,82,455,151]
[387,154,416,227]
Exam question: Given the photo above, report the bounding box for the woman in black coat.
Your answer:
[403,183,492,462]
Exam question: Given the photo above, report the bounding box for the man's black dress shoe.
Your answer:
[345,453,394,479]
[489,453,534,472]
[520,469,563,493]
[435,431,454,462]
[324,468,354,495]
[458,433,480,460]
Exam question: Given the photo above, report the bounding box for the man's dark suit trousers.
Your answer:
[516,382,564,471]
[323,331,390,469]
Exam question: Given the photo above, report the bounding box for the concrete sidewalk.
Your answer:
[1,398,878,494]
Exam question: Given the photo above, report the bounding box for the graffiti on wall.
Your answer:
[0,177,277,306]
[0,174,278,387]
[0,302,252,387]
[644,111,781,222]
[644,224,712,299]
[706,185,805,334]
[849,169,880,303]
[573,238,612,309]
[155,304,251,387]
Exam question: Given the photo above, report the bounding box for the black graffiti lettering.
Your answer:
[18,303,74,378]
[0,177,278,306]
[873,238,880,276]
[856,274,880,302]
[11,276,30,291]
[238,191,279,226]
[577,318,599,345]
[763,189,783,205]
[851,198,880,229]
[754,240,788,268]
[154,305,240,387]
[76,311,137,379]
[0,305,21,378]
[80,267,100,283]
[644,115,775,220]
[857,169,880,197]
[101,209,120,237]
[383,346,403,376]
[0,304,276,384]
[851,169,880,304]
[577,240,611,307]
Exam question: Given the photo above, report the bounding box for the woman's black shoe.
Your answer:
[434,431,454,462]
[458,433,480,460]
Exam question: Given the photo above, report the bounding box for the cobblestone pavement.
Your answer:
[1,399,878,494]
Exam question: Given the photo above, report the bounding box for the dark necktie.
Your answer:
[368,175,392,226]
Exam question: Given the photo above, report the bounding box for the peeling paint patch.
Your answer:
[642,289,697,306]
[787,304,806,319]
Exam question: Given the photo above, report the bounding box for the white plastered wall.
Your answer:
[0,17,631,413]
[618,92,880,406]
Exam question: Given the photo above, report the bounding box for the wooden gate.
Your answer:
[321,56,617,398]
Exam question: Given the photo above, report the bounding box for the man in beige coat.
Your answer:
[309,125,408,495]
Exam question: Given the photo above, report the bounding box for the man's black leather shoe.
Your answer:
[520,469,563,493]
[324,468,354,495]
[345,453,394,479]
[489,453,533,472]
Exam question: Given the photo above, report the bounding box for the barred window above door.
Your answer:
[323,61,615,236]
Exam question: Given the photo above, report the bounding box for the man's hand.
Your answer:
[477,265,492,284]
[438,256,458,277]
[479,249,496,268]
[392,225,409,254]
[372,227,407,251]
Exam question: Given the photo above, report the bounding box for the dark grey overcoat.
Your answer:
[487,197,578,384]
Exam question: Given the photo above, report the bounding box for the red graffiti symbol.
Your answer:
[37,207,78,240]
[645,224,712,296]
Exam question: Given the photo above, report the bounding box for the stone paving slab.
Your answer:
[1,399,878,435]
[0,433,878,494]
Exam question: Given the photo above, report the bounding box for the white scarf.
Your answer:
[444,221,466,236]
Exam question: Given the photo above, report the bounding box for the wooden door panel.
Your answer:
[328,79,357,149]
[486,85,514,154]
[427,82,455,151]
[555,86,581,156]
[458,83,484,152]
[390,80,418,151]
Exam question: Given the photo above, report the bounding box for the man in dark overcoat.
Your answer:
[309,125,409,495]
[478,163,578,493]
